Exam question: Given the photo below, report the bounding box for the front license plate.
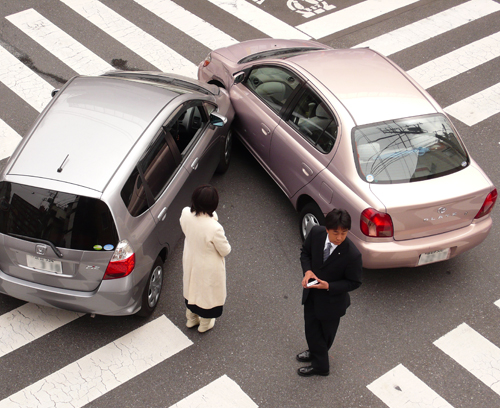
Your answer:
[26,254,63,274]
[418,248,451,266]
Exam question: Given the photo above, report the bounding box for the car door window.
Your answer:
[245,66,301,113]
[288,89,338,154]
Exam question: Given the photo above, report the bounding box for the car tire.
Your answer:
[137,256,164,317]
[215,128,233,174]
[299,202,325,241]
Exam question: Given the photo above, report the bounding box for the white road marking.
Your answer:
[355,0,500,56]
[407,31,500,89]
[296,0,419,39]
[134,0,238,50]
[169,375,259,408]
[434,322,500,396]
[0,303,82,358]
[59,0,198,77]
[206,0,310,40]
[0,119,22,161]
[0,315,192,408]
[0,45,53,112]
[367,364,454,408]
[6,8,113,76]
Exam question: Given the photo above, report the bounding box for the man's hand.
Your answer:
[302,270,329,290]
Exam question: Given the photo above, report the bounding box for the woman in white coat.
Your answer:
[180,185,231,333]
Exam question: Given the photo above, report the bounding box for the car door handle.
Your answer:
[191,157,199,170]
[261,124,271,135]
[302,164,313,177]
[158,207,167,221]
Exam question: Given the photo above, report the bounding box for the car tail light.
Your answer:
[360,208,394,237]
[474,188,497,219]
[202,53,211,67]
[103,240,135,280]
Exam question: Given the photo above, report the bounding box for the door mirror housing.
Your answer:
[209,112,227,127]
[233,71,246,85]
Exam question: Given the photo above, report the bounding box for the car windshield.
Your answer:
[353,114,469,184]
[238,47,325,64]
[0,182,118,251]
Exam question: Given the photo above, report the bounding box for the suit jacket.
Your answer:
[300,226,362,319]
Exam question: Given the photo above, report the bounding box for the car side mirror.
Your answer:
[209,112,227,127]
[233,71,245,85]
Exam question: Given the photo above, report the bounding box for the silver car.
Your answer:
[198,39,497,269]
[0,71,234,316]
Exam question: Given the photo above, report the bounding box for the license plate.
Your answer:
[418,248,450,266]
[26,254,63,274]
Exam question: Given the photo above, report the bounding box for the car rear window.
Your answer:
[0,182,119,251]
[353,114,469,184]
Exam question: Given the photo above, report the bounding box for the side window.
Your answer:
[245,66,300,113]
[288,89,338,154]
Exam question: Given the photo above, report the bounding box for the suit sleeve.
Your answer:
[327,251,362,295]
[300,228,314,275]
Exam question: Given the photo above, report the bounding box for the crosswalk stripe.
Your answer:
[6,9,113,76]
[445,82,500,126]
[0,304,82,359]
[59,0,198,77]
[367,363,454,408]
[296,0,419,40]
[407,31,500,89]
[0,45,53,112]
[355,0,500,56]
[0,119,22,161]
[0,315,192,408]
[206,0,309,40]
[134,0,238,50]
[169,374,258,408]
[434,323,500,396]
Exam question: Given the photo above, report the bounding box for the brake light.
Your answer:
[103,240,135,280]
[474,188,497,219]
[202,53,211,67]
[360,208,394,237]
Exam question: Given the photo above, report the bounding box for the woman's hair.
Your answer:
[191,184,219,216]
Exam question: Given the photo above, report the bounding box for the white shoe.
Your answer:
[198,318,215,333]
[186,309,200,328]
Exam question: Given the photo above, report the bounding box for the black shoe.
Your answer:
[297,366,329,377]
[296,350,312,363]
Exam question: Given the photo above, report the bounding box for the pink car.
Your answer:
[198,39,497,269]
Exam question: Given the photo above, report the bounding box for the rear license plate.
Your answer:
[418,248,450,266]
[26,254,63,274]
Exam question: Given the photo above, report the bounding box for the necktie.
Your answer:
[323,243,332,262]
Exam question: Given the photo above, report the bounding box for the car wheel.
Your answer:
[215,128,233,174]
[299,202,325,241]
[137,256,164,317]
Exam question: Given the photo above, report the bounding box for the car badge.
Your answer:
[437,207,446,214]
[35,244,47,256]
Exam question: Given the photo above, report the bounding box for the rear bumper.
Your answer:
[351,217,492,269]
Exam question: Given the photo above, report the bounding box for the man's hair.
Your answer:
[325,208,351,230]
[191,184,219,216]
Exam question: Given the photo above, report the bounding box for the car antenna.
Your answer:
[57,154,69,173]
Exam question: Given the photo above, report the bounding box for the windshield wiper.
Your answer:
[7,234,64,258]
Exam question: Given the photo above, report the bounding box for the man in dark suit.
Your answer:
[297,209,362,377]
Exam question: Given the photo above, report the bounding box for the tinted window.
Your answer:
[353,114,469,184]
[121,166,149,216]
[167,104,208,156]
[0,182,118,251]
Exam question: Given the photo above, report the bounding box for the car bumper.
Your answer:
[351,217,492,269]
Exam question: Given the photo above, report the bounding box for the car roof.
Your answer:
[287,48,437,125]
[8,75,180,192]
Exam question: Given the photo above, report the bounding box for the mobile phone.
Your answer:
[306,279,319,287]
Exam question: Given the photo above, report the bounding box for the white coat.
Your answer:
[180,207,231,309]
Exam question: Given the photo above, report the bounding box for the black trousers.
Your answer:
[304,296,341,372]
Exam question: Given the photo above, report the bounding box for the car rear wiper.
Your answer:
[7,233,64,258]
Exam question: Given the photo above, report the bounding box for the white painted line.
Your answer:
[367,364,454,408]
[206,0,310,40]
[59,0,198,77]
[0,45,53,112]
[6,8,113,76]
[445,82,500,126]
[134,0,238,50]
[0,303,82,359]
[434,322,500,396]
[296,0,419,40]
[0,315,192,408]
[0,119,22,161]
[407,31,500,89]
[355,0,500,56]
[495,299,500,309]
[169,375,259,408]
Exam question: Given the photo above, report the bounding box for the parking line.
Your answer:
[367,364,454,408]
[0,119,22,161]
[0,303,82,359]
[6,9,113,76]
[169,375,259,408]
[59,0,198,77]
[355,0,500,56]
[296,0,419,40]
[0,315,192,408]
[206,0,310,40]
[134,0,238,50]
